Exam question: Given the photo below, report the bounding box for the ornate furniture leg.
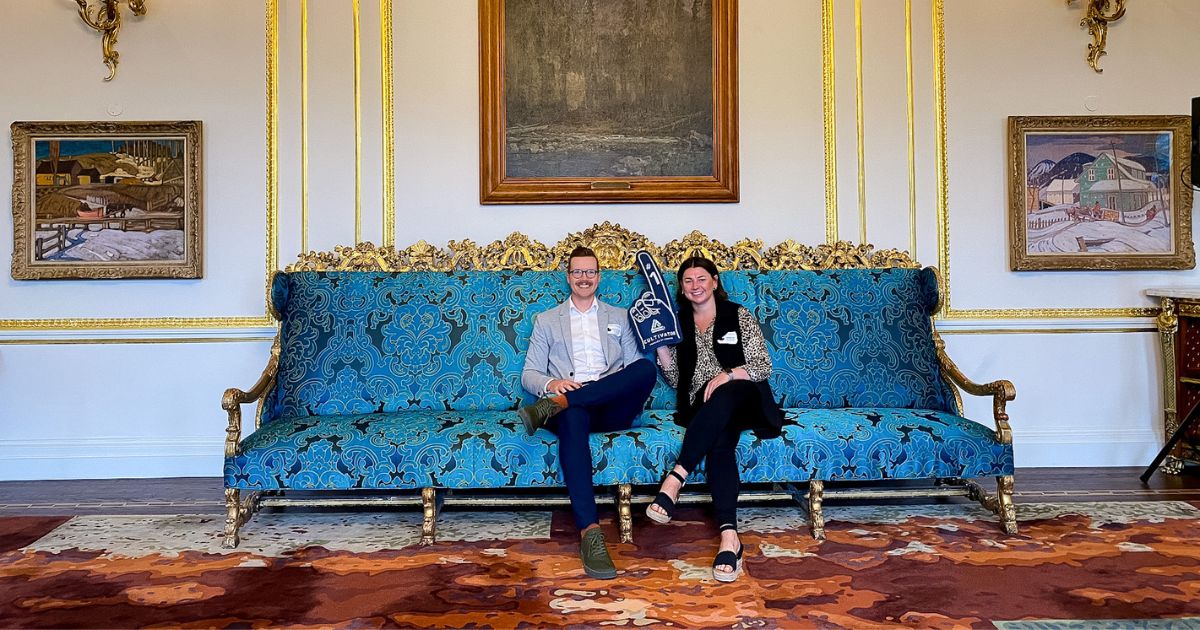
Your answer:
[617,484,633,543]
[808,480,825,540]
[420,487,437,545]
[964,476,1019,535]
[223,488,241,549]
[221,336,280,549]
[934,329,1019,536]
[996,475,1017,534]
[1154,297,1185,475]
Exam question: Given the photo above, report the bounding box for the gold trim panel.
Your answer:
[284,222,920,273]
[0,0,278,333]
[0,336,276,346]
[0,316,272,332]
[854,0,866,245]
[945,307,1156,320]
[937,327,1154,336]
[380,0,396,247]
[821,0,838,244]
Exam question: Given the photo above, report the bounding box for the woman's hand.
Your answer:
[702,371,734,402]
[546,379,583,394]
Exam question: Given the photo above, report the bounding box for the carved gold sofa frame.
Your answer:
[221,222,1016,547]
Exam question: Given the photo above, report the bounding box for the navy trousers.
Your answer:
[550,358,656,530]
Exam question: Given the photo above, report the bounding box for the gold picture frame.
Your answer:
[1008,115,1194,271]
[479,0,738,204]
[11,120,203,280]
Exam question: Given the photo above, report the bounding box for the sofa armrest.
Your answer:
[222,336,281,457]
[934,336,1015,445]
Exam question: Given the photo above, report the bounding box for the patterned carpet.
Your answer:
[1,501,1198,628]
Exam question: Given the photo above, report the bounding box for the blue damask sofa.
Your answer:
[221,224,1016,548]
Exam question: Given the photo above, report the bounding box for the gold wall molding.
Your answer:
[904,0,917,257]
[0,336,275,346]
[933,0,1156,322]
[853,0,866,245]
[937,326,1154,336]
[380,0,395,247]
[821,0,838,244]
[0,0,278,333]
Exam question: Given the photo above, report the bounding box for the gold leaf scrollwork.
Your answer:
[552,221,661,270]
[283,223,923,274]
[1068,0,1126,73]
[75,0,147,81]
[660,231,735,270]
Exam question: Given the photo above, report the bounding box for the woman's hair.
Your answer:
[675,256,728,309]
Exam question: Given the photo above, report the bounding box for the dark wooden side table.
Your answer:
[1146,288,1200,474]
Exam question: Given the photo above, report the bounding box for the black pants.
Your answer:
[675,380,770,530]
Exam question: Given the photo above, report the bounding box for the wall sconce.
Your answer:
[75,0,147,81]
[1067,0,1126,73]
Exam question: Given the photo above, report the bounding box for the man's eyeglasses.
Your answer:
[568,269,599,279]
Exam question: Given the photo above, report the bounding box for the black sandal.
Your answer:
[645,470,686,524]
[712,525,744,582]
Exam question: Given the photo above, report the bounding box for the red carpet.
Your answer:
[0,502,1197,628]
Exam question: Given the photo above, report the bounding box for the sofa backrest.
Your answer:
[266,266,952,420]
[720,267,953,412]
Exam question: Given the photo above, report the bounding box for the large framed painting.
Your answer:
[1008,115,1193,271]
[479,0,738,204]
[10,121,202,280]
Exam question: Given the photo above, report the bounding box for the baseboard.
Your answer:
[0,438,222,481]
[1013,429,1161,468]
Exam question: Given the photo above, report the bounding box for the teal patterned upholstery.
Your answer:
[225,267,1012,491]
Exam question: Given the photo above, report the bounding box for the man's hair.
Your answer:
[567,245,598,269]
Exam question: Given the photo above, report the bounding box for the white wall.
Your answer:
[1,0,1197,479]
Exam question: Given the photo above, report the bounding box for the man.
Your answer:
[519,245,656,580]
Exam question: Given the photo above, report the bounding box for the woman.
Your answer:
[648,256,783,582]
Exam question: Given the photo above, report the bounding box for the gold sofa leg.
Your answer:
[808,480,826,540]
[420,487,438,545]
[223,488,241,549]
[617,484,633,543]
[996,475,1018,534]
[966,475,1019,535]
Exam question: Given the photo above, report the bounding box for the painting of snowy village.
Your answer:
[1008,116,1193,271]
[11,121,202,279]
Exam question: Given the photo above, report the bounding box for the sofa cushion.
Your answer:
[225,407,1010,491]
[224,409,679,490]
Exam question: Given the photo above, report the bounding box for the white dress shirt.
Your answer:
[569,298,606,383]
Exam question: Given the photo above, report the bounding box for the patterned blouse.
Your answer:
[659,305,773,402]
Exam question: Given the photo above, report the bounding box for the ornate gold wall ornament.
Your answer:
[1068,0,1127,73]
[75,0,147,81]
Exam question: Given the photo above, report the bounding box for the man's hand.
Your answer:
[702,372,734,402]
[547,379,583,395]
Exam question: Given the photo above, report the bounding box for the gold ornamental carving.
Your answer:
[1067,0,1126,73]
[285,222,919,274]
[75,0,148,81]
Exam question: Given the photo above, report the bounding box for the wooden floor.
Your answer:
[0,467,1198,516]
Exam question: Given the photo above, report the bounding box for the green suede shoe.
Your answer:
[579,527,617,580]
[517,397,563,435]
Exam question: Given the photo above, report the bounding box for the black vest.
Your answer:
[676,299,783,437]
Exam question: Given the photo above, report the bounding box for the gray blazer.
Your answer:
[521,299,644,396]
